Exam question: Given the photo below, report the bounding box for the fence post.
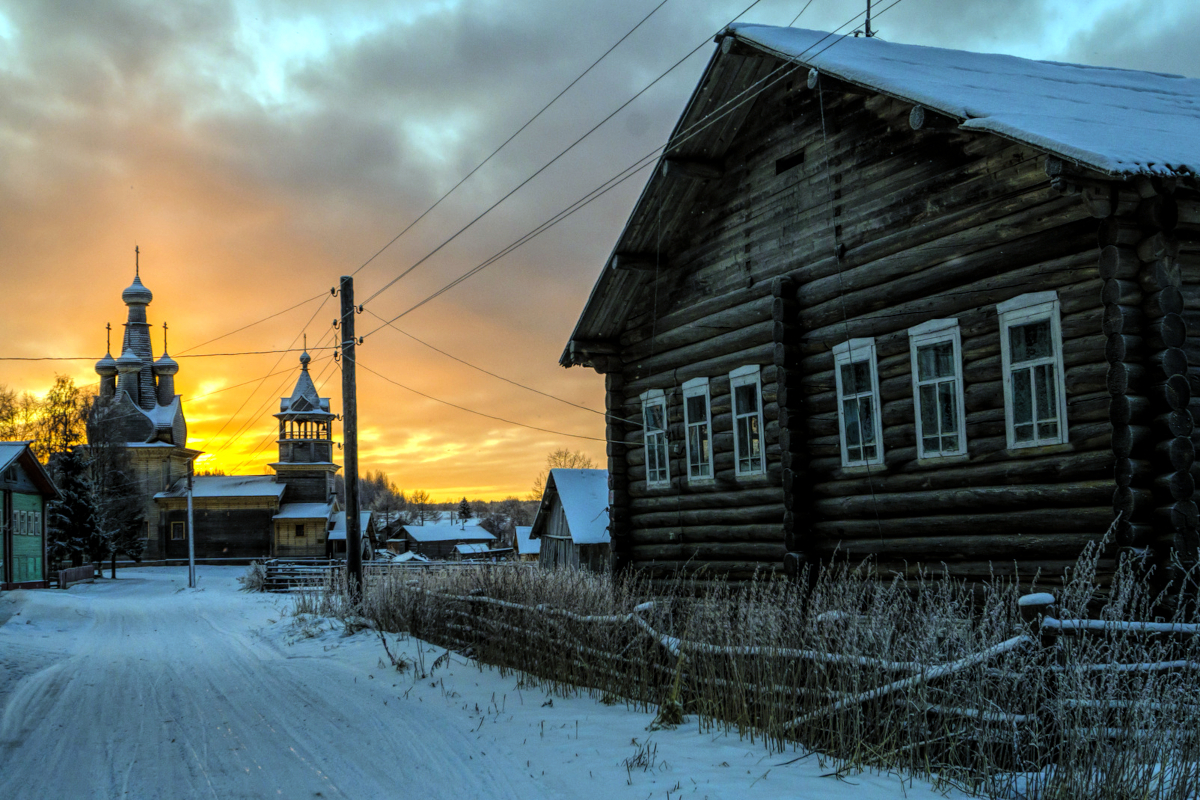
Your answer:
[1018,591,1058,769]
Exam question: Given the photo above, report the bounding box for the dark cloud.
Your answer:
[1061,1,1200,77]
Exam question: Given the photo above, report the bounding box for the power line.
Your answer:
[361,4,896,333]
[355,357,606,442]
[347,0,676,282]
[175,292,327,356]
[362,308,607,418]
[164,1,677,362]
[197,295,332,453]
[359,0,773,308]
[0,347,336,362]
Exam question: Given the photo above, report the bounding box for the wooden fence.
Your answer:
[57,564,95,589]
[392,585,1200,774]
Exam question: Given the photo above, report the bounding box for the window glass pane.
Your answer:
[843,398,861,447]
[1010,320,1052,363]
[1014,423,1034,443]
[863,444,877,460]
[944,434,959,451]
[686,395,706,423]
[748,414,761,457]
[857,396,876,445]
[645,403,664,432]
[1012,368,1033,425]
[919,384,938,432]
[938,382,957,434]
[918,342,954,381]
[1035,364,1057,422]
[1038,421,1059,439]
[735,383,757,416]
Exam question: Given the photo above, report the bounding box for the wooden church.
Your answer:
[90,272,342,560]
[562,25,1200,584]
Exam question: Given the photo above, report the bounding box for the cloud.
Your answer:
[0,0,1191,497]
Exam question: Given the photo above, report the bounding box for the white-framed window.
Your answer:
[682,378,713,480]
[834,338,884,467]
[640,389,670,487]
[908,319,967,459]
[730,365,766,476]
[998,292,1069,448]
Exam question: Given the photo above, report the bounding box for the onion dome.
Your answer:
[299,350,311,370]
[121,275,153,305]
[95,351,118,378]
[153,351,179,376]
[116,346,142,373]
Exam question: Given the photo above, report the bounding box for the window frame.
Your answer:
[681,378,713,481]
[998,292,1069,449]
[729,365,766,477]
[908,319,968,460]
[640,389,671,488]
[295,522,306,538]
[171,521,186,541]
[833,338,885,468]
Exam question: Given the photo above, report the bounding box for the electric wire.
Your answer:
[358,0,773,308]
[355,356,605,442]
[361,2,896,334]
[0,348,336,361]
[346,0,676,282]
[164,0,677,361]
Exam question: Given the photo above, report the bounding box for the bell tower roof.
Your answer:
[276,351,333,419]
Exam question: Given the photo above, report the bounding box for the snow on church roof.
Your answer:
[155,475,285,500]
[727,24,1200,177]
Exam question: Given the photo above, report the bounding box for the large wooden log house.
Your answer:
[562,25,1200,584]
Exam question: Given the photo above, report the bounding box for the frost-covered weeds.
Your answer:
[292,548,1200,800]
[237,561,267,592]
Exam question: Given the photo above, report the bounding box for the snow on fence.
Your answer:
[320,560,1200,800]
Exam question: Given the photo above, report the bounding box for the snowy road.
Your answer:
[0,569,538,799]
[0,568,962,800]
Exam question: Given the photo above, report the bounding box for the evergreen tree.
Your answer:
[458,497,470,529]
[46,448,94,567]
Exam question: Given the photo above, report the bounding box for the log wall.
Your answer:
[609,64,1122,583]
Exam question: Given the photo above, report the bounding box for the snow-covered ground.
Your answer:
[0,567,965,799]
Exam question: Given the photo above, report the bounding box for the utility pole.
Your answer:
[187,460,196,589]
[339,275,363,597]
[864,0,873,38]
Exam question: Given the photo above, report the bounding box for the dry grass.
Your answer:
[284,547,1200,800]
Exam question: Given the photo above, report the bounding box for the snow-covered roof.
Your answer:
[0,441,59,498]
[532,469,609,545]
[513,525,539,555]
[454,543,491,555]
[328,510,373,541]
[274,502,334,521]
[402,523,496,543]
[155,475,285,500]
[727,24,1200,177]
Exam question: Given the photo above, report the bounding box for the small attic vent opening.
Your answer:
[775,149,805,175]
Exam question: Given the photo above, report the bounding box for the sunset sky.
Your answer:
[1,0,1196,500]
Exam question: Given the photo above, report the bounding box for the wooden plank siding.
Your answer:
[602,60,1130,583]
[275,520,328,558]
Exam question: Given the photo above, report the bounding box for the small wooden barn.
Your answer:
[0,442,59,590]
[562,25,1200,584]
[400,523,495,560]
[530,469,610,571]
[513,525,540,561]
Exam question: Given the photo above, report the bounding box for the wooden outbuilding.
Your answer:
[530,469,610,571]
[400,523,495,560]
[0,442,60,590]
[562,25,1200,584]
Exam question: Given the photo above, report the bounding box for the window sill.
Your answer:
[1005,441,1072,457]
[686,477,716,487]
[837,463,886,477]
[916,453,969,467]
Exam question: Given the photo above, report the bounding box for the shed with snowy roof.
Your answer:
[562,25,1200,584]
[530,469,609,572]
[399,523,495,560]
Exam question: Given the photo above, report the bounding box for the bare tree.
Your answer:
[35,375,88,461]
[84,405,145,577]
[529,448,596,501]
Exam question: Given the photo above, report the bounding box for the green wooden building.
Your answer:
[0,442,60,590]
